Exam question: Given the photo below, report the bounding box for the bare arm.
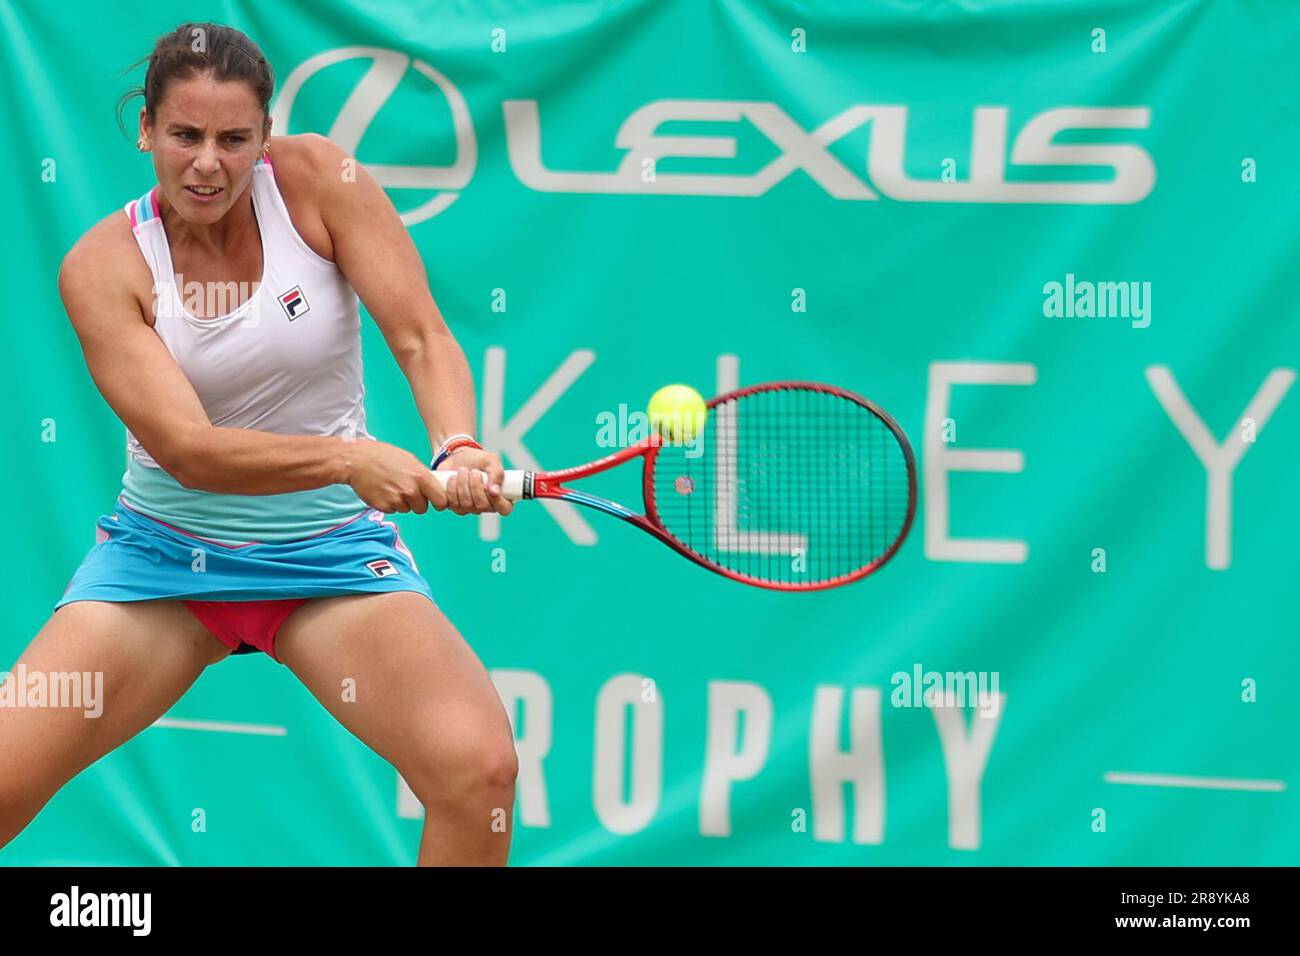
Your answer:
[59,216,439,513]
[308,134,511,515]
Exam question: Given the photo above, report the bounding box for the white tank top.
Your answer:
[119,157,373,543]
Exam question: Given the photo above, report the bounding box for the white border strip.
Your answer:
[1104,772,1284,792]
[153,717,288,737]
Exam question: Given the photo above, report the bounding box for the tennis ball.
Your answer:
[648,384,707,443]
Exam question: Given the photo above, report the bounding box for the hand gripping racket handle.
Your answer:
[430,468,529,500]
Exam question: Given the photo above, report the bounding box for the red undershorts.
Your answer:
[182,599,307,662]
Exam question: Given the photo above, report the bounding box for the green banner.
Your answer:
[2,0,1296,865]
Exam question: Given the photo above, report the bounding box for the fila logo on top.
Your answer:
[278,285,310,320]
[273,45,1154,214]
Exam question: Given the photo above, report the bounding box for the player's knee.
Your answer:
[408,727,518,810]
[453,735,518,799]
[483,740,520,793]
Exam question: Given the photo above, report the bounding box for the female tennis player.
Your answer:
[0,24,518,865]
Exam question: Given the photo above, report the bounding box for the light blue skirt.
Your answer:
[57,497,435,609]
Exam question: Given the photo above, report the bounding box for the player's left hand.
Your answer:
[435,447,514,516]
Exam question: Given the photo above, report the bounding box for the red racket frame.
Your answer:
[521,381,917,591]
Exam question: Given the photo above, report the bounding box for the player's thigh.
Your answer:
[275,591,517,798]
[0,599,228,806]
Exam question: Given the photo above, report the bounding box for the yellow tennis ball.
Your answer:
[648,384,707,442]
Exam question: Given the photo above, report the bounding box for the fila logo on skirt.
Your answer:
[278,285,310,320]
[366,559,400,578]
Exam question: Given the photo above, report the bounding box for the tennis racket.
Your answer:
[430,381,916,590]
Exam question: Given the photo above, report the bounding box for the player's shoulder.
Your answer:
[58,209,146,300]
[265,133,351,193]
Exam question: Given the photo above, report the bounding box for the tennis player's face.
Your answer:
[144,74,268,224]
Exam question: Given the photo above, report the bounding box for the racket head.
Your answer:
[641,381,916,590]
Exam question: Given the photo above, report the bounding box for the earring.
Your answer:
[137,137,150,152]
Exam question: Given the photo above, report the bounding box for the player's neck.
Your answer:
[159,187,258,256]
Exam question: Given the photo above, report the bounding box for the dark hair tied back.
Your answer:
[116,23,274,136]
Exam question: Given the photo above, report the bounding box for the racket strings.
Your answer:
[649,385,913,586]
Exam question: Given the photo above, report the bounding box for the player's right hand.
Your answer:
[346,439,447,514]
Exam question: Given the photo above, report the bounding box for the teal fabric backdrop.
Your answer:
[1,0,1296,865]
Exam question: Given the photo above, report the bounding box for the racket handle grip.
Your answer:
[430,468,528,500]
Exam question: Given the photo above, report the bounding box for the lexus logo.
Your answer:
[274,45,1155,219]
[271,47,477,226]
